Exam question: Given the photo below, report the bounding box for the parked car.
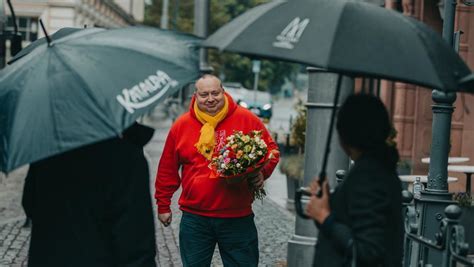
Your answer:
[223,82,247,103]
[238,90,273,121]
[223,82,272,121]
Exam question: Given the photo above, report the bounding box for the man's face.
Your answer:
[195,77,225,116]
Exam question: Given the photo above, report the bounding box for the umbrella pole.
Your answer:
[316,74,343,198]
[39,19,52,45]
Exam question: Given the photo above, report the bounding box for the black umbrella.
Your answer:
[203,0,473,93]
[203,0,474,217]
[0,26,201,172]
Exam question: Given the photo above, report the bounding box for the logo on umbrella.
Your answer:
[273,17,309,50]
[117,70,179,113]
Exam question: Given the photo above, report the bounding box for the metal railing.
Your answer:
[294,170,474,267]
[403,191,474,267]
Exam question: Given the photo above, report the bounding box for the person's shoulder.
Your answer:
[168,112,196,132]
[349,157,398,184]
[232,106,261,122]
[172,112,194,125]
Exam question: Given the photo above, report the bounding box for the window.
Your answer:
[5,16,39,42]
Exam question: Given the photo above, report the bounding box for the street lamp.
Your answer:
[413,0,465,264]
[0,0,6,68]
[161,0,169,29]
[194,0,211,72]
[438,0,474,21]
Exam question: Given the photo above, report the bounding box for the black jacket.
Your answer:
[313,154,403,267]
[23,123,157,267]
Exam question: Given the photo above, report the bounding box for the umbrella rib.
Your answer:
[2,54,52,171]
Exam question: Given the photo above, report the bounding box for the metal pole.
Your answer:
[253,71,259,103]
[287,68,352,267]
[194,0,210,72]
[252,60,261,104]
[414,0,457,264]
[442,0,456,47]
[161,0,169,29]
[0,0,6,69]
[173,0,180,30]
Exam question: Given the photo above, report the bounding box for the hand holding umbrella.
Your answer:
[305,179,331,224]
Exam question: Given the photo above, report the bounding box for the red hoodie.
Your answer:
[154,94,280,218]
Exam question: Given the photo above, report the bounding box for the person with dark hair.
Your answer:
[306,93,403,267]
[22,123,157,267]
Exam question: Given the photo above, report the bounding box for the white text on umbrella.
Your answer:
[273,17,309,50]
[117,70,179,113]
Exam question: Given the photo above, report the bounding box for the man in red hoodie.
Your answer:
[155,74,279,266]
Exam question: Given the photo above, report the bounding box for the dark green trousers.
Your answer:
[179,212,259,267]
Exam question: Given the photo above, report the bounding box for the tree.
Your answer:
[144,0,301,94]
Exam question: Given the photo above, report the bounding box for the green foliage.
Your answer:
[144,0,194,32]
[453,192,473,207]
[144,0,300,94]
[290,99,306,152]
[279,153,304,181]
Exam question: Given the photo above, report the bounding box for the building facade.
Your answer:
[1,0,143,61]
[379,0,474,192]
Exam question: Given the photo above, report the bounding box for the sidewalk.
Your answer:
[0,105,296,267]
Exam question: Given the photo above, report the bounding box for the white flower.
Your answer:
[257,151,263,156]
[249,153,255,159]
[221,163,226,169]
[236,163,241,167]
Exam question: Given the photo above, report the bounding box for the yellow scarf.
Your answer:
[194,96,229,160]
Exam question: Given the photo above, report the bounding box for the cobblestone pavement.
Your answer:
[0,105,296,266]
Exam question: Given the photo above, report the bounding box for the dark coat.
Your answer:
[313,155,403,267]
[23,124,157,267]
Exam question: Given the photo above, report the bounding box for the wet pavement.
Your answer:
[0,98,298,267]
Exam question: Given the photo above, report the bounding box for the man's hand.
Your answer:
[158,212,172,227]
[248,171,264,189]
[305,179,331,224]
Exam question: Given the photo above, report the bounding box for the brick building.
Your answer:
[376,0,474,192]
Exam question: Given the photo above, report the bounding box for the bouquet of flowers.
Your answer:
[209,130,270,200]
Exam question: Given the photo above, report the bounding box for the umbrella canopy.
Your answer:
[0,26,201,172]
[203,0,473,93]
[8,27,90,64]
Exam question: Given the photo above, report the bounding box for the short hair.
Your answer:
[194,74,224,92]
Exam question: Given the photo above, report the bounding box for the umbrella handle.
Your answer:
[315,171,327,198]
[295,187,312,219]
